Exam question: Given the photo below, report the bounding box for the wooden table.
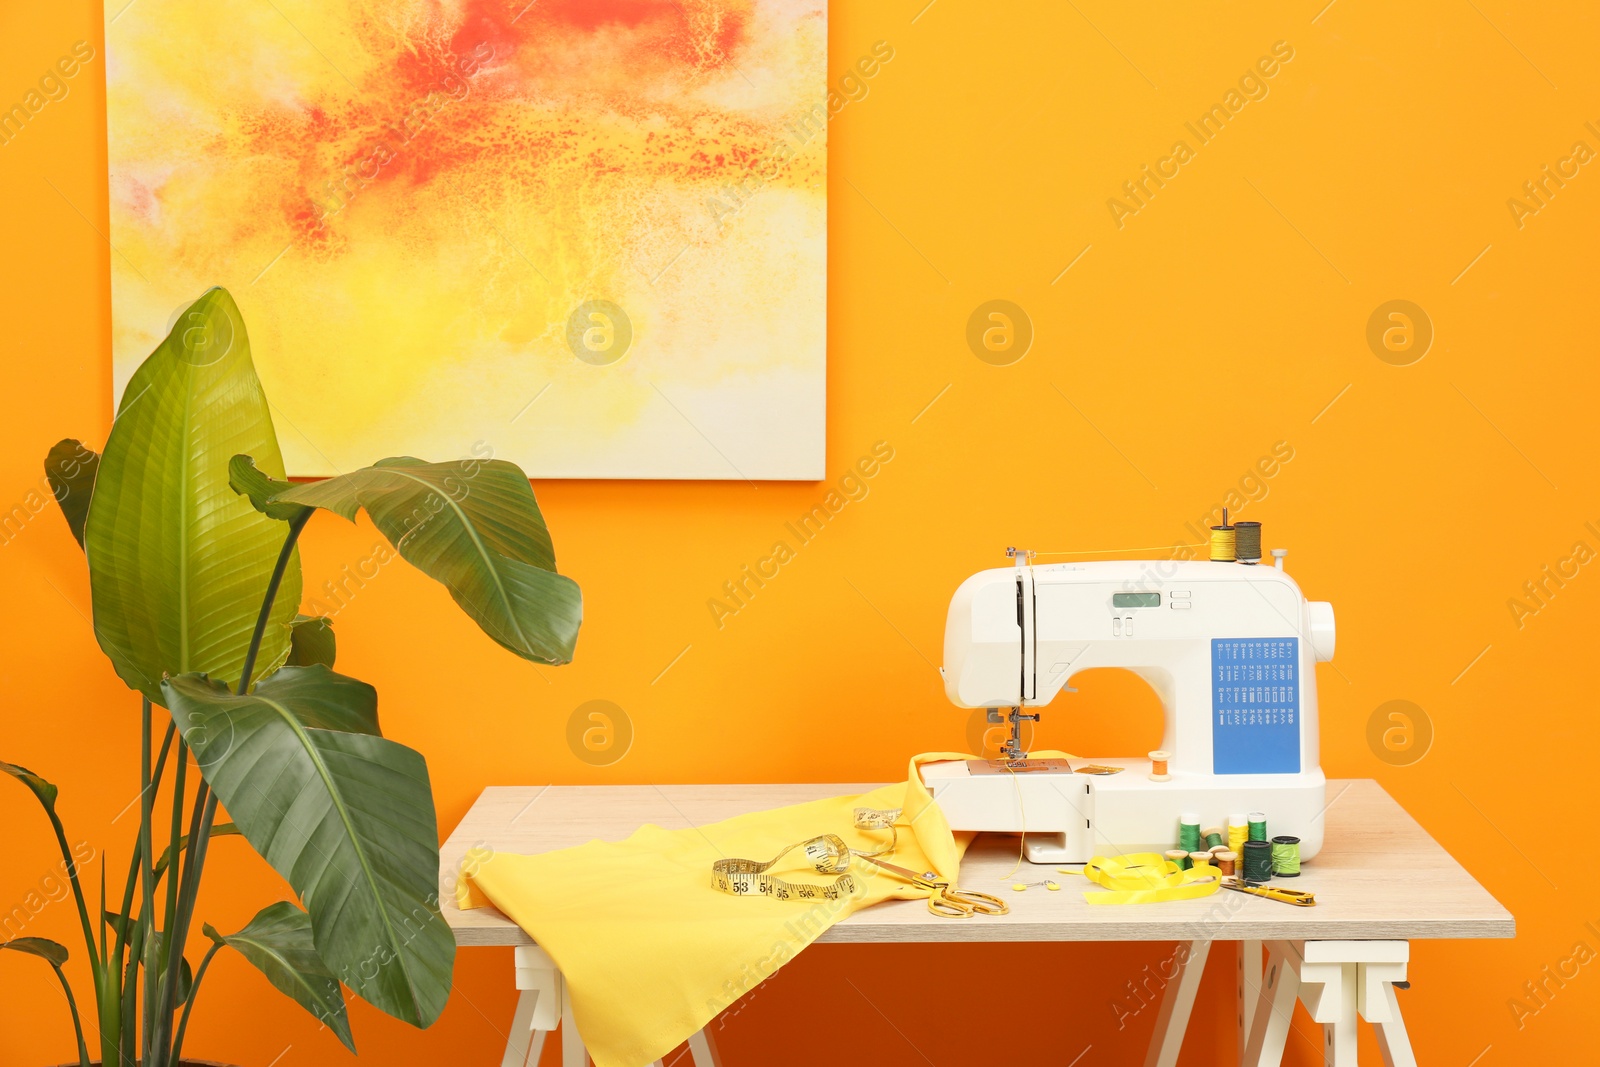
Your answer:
[441,779,1513,1066]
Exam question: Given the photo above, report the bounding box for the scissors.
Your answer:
[861,856,1010,918]
[1222,877,1316,907]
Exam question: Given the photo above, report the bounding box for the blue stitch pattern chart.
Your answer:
[1212,637,1300,774]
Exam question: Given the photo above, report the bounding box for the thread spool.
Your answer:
[1188,851,1213,870]
[1166,848,1191,871]
[1227,814,1250,855]
[1148,750,1171,782]
[1217,851,1237,877]
[1179,814,1202,855]
[1209,523,1236,562]
[1209,844,1229,859]
[1242,839,1274,882]
[1202,827,1225,849]
[1271,836,1302,877]
[1248,813,1268,842]
[1234,521,1262,564]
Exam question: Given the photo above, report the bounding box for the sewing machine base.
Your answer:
[922,757,1326,863]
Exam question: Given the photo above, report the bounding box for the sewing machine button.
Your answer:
[1171,590,1191,599]
[1124,616,1134,636]
[1172,602,1191,610]
[1112,617,1121,636]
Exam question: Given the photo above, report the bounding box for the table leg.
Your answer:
[1241,942,1301,1067]
[1317,963,1358,1066]
[1369,980,1417,1067]
[1238,939,1261,1066]
[688,1028,726,1067]
[1143,940,1211,1067]
[561,993,588,1067]
[508,946,565,1067]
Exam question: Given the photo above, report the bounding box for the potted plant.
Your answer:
[2,288,581,1065]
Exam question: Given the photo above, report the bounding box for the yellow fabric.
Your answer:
[456,753,990,1067]
[1073,851,1222,904]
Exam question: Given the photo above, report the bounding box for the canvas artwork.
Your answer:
[105,0,827,479]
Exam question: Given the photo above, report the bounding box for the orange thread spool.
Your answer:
[1148,750,1171,782]
[1217,851,1238,877]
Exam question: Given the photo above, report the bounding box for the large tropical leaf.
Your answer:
[43,439,99,549]
[231,455,580,664]
[163,667,450,1028]
[85,288,301,701]
[206,903,354,1051]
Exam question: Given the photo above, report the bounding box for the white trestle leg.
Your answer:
[1144,940,1211,1067]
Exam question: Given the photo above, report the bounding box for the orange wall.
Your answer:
[3,1,1596,1064]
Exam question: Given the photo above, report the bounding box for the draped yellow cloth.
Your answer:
[455,753,986,1067]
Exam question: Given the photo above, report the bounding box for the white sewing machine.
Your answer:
[924,548,1336,863]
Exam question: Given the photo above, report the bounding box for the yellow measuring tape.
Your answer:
[711,807,1010,918]
[710,808,900,903]
[1069,852,1222,905]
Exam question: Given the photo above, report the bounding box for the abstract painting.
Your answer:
[106,0,827,479]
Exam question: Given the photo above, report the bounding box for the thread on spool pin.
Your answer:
[1248,813,1268,842]
[1217,851,1237,877]
[1227,814,1250,855]
[1234,521,1262,564]
[1271,836,1302,877]
[1210,524,1236,562]
[1242,839,1274,882]
[1179,815,1202,855]
[1166,848,1191,871]
[1148,750,1171,782]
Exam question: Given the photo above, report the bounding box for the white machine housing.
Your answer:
[926,556,1336,863]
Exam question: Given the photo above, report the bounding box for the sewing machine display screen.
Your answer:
[1211,638,1300,774]
[1112,592,1160,608]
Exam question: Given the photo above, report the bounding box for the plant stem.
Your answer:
[237,508,311,693]
[48,961,91,1067]
[169,940,220,1065]
[151,787,214,1063]
[138,698,157,1065]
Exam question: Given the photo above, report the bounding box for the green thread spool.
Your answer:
[1179,814,1202,855]
[1166,848,1191,871]
[1242,839,1274,882]
[1271,836,1302,877]
[1248,812,1268,842]
[1202,827,1225,849]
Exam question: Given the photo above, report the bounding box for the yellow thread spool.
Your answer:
[1188,851,1213,870]
[1228,814,1250,856]
[1209,525,1236,562]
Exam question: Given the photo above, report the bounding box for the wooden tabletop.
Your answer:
[440,779,1513,947]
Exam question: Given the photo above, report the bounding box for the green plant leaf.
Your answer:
[228,451,306,522]
[85,288,301,701]
[287,615,336,669]
[234,455,581,664]
[205,903,354,1051]
[0,760,59,810]
[0,937,69,967]
[43,439,99,549]
[164,667,449,1028]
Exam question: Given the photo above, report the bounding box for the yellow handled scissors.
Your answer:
[861,857,1010,918]
[1222,877,1316,907]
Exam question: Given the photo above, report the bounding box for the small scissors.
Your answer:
[862,856,1010,918]
[1222,877,1316,907]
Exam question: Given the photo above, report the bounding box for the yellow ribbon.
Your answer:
[1073,851,1222,905]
